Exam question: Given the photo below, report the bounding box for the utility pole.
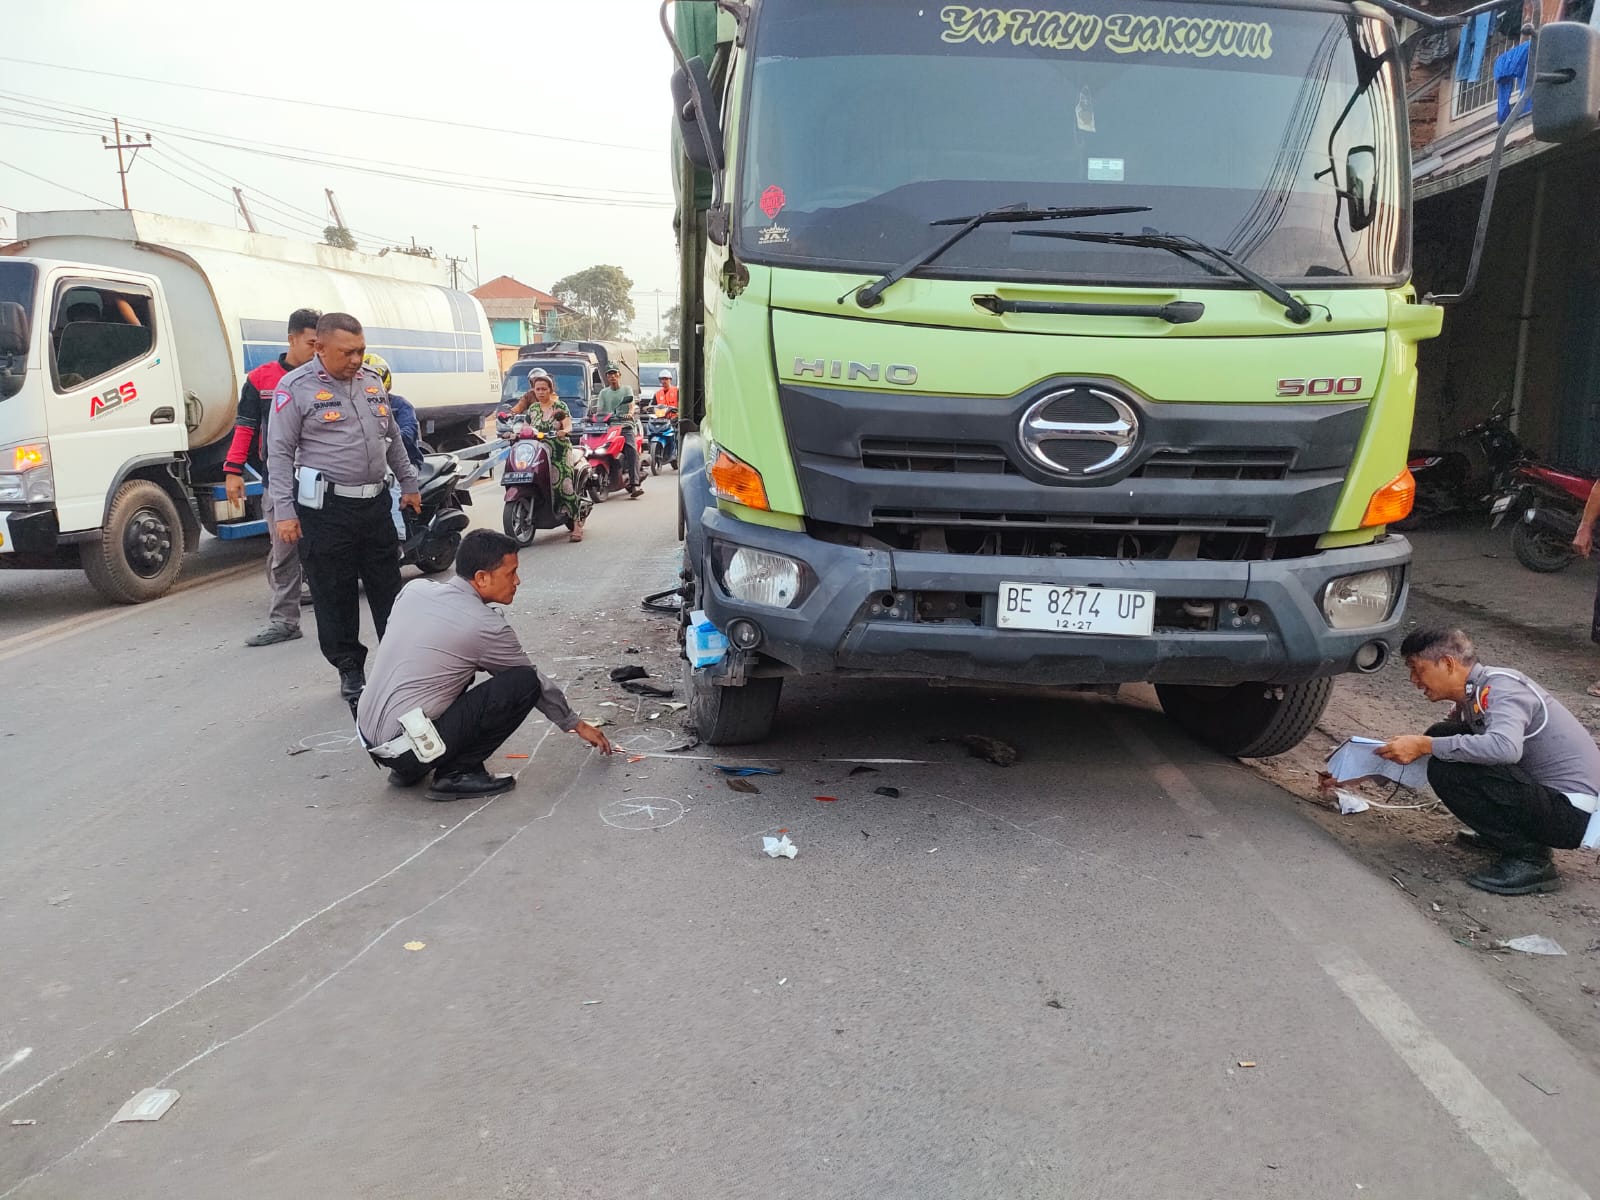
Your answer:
[472,224,481,285]
[325,188,346,230]
[102,118,152,210]
[232,187,257,233]
[446,254,468,289]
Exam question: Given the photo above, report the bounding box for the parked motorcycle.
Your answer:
[1400,408,1525,530]
[399,453,473,573]
[1491,459,1597,573]
[497,415,595,546]
[578,413,645,500]
[642,405,678,475]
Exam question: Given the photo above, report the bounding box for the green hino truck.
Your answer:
[660,0,1600,751]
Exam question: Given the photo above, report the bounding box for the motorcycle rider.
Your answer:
[655,369,679,413]
[509,369,585,541]
[1573,480,1600,697]
[594,365,643,498]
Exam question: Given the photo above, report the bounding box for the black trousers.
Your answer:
[379,666,542,782]
[296,493,401,672]
[1591,558,1600,646]
[1426,721,1589,859]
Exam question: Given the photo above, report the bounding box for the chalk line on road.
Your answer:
[1109,713,1592,1200]
[0,723,595,1200]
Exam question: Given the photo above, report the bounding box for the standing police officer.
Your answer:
[224,307,320,647]
[267,313,421,705]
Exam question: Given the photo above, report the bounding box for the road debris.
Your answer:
[874,787,901,798]
[1518,1072,1560,1096]
[957,734,1018,766]
[609,665,649,682]
[726,777,760,794]
[506,753,531,760]
[621,680,676,698]
[112,1088,180,1123]
[404,941,427,952]
[927,847,940,854]
[10,1119,37,1126]
[816,795,838,803]
[1501,935,1567,956]
[762,834,798,859]
[1045,999,1064,1010]
[716,764,783,777]
[582,1000,603,1006]
[1237,1061,1257,1069]
[849,765,879,776]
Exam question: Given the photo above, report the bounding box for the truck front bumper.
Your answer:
[695,507,1409,686]
[0,505,77,568]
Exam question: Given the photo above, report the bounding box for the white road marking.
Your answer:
[0,1048,31,1078]
[1111,713,1592,1200]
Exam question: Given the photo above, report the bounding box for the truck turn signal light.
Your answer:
[709,444,770,511]
[1362,467,1415,527]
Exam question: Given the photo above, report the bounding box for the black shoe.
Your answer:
[388,768,429,789]
[426,770,516,802]
[299,586,314,607]
[1468,856,1562,895]
[1455,829,1494,851]
[339,666,366,703]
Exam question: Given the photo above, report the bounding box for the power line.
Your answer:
[0,157,115,206]
[0,55,661,154]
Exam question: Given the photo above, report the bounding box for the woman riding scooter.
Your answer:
[510,369,586,542]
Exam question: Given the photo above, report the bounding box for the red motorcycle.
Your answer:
[496,415,594,546]
[1491,458,1598,573]
[577,413,646,501]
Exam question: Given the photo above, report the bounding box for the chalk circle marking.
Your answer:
[599,796,686,831]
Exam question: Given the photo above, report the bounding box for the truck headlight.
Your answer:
[0,441,53,504]
[712,544,810,609]
[1321,568,1396,630]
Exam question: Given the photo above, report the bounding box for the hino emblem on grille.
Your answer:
[1018,387,1139,477]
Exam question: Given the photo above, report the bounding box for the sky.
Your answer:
[0,0,680,339]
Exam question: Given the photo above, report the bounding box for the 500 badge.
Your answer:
[88,380,139,419]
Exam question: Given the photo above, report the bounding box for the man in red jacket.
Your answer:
[224,308,320,646]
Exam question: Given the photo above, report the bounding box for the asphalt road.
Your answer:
[3,481,1599,1199]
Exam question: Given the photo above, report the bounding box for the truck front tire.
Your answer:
[1156,677,1333,759]
[684,656,782,745]
[82,479,185,604]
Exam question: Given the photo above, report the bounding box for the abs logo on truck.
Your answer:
[89,380,139,420]
[1277,376,1363,397]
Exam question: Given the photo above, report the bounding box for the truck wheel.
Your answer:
[1511,521,1574,573]
[82,479,185,604]
[684,656,782,745]
[1155,677,1333,759]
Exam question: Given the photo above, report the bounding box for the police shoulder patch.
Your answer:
[273,390,293,412]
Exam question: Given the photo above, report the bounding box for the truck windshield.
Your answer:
[0,260,37,400]
[739,1,1407,285]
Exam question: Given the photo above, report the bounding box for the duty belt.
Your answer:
[329,481,388,499]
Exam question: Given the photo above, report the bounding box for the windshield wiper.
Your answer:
[845,203,1151,309]
[1017,228,1314,324]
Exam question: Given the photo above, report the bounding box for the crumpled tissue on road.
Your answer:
[762,834,798,859]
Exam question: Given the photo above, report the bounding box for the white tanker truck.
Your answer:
[0,210,500,602]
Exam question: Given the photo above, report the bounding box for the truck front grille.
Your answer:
[858,438,1294,482]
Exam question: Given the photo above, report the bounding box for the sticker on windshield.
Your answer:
[940,8,1273,61]
[1087,157,1124,181]
[759,225,791,245]
[759,185,787,220]
[1075,85,1096,133]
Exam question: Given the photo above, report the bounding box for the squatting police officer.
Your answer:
[267,312,421,706]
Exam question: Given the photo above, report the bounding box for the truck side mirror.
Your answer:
[1343,146,1377,233]
[1533,21,1600,143]
[671,56,724,173]
[0,301,28,358]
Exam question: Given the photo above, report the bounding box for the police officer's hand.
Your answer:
[1575,524,1593,557]
[400,492,422,514]
[574,721,615,755]
[1377,734,1432,765]
[277,518,302,544]
[224,475,244,505]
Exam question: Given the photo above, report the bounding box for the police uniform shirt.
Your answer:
[355,574,580,746]
[265,358,421,511]
[1433,663,1600,807]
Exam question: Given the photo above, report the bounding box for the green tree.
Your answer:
[323,225,357,251]
[551,265,635,339]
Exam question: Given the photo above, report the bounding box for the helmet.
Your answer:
[658,370,672,381]
[524,368,553,391]
[362,353,393,391]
